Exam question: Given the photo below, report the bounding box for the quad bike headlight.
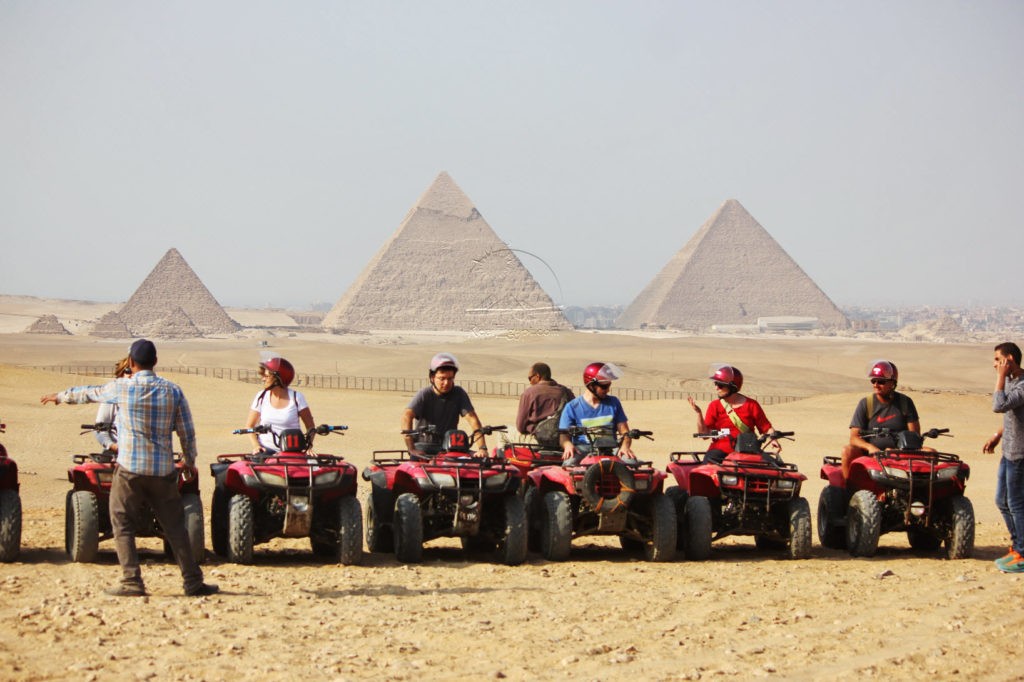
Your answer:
[719,474,739,487]
[634,478,649,491]
[257,472,287,488]
[882,466,909,480]
[936,467,960,481]
[773,479,795,490]
[483,473,508,489]
[97,471,114,485]
[429,473,457,489]
[312,471,340,487]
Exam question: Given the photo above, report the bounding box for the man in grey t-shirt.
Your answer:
[983,342,1024,573]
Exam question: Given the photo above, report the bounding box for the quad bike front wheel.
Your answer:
[183,493,205,563]
[393,493,423,563]
[523,485,542,553]
[945,496,975,560]
[643,494,677,562]
[497,494,527,566]
[787,496,812,560]
[228,494,255,564]
[66,490,99,563]
[337,496,364,565]
[540,490,572,561]
[816,486,847,549]
[683,495,712,561]
[0,489,21,562]
[847,490,881,557]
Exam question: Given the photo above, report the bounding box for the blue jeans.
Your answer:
[995,456,1024,554]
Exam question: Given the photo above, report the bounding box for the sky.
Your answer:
[1,1,1021,310]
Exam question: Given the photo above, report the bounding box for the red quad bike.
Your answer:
[0,420,22,562]
[496,439,563,551]
[667,429,810,560]
[818,427,974,559]
[362,425,527,565]
[528,426,676,562]
[210,424,362,565]
[65,422,204,563]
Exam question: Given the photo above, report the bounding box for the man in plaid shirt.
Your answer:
[42,339,218,597]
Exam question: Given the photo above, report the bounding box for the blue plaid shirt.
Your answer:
[58,370,197,476]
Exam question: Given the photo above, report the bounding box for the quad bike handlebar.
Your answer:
[80,422,114,434]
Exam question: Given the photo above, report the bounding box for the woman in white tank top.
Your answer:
[244,355,315,454]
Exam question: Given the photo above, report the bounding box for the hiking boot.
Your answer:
[185,583,219,597]
[998,553,1024,573]
[104,584,147,597]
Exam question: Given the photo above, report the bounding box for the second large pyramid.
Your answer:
[617,199,848,331]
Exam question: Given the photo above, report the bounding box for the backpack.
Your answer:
[532,389,571,449]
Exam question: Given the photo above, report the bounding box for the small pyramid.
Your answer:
[25,314,71,335]
[617,200,848,330]
[90,310,132,338]
[322,172,571,332]
[118,248,239,337]
[139,306,202,339]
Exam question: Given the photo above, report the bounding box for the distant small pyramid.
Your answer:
[616,200,848,330]
[90,310,131,338]
[26,314,70,335]
[140,306,202,339]
[118,248,239,337]
[322,172,571,332]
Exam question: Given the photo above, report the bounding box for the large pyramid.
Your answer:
[322,172,571,332]
[616,199,848,331]
[117,248,239,337]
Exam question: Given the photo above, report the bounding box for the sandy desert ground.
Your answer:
[0,321,1022,681]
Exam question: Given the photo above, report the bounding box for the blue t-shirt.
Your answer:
[559,395,628,444]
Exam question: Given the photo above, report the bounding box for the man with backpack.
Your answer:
[515,362,574,449]
[841,359,922,480]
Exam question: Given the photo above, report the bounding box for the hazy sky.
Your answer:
[2,1,1021,310]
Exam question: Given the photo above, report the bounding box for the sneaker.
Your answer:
[104,584,147,597]
[995,549,1018,567]
[185,583,219,597]
[998,553,1024,573]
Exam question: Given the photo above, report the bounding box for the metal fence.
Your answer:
[30,364,800,405]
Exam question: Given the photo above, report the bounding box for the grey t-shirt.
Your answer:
[407,385,474,443]
[994,374,1024,461]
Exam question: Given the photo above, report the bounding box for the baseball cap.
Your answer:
[129,339,157,366]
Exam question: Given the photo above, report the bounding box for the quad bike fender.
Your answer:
[363,468,389,491]
[0,459,17,490]
[68,463,113,492]
[529,466,578,497]
[687,469,722,499]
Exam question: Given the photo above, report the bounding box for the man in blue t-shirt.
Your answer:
[559,362,634,466]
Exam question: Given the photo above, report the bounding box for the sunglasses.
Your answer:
[714,381,731,389]
[594,382,612,390]
[870,378,892,385]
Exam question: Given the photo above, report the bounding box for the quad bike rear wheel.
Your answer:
[497,494,527,566]
[393,493,423,563]
[643,493,677,562]
[66,490,99,563]
[665,487,688,552]
[0,489,21,562]
[365,488,394,553]
[683,495,712,561]
[337,495,363,565]
[523,485,542,553]
[816,486,847,549]
[540,490,572,561]
[847,490,881,557]
[210,487,230,557]
[165,493,206,563]
[228,494,255,564]
[945,496,975,560]
[787,496,812,560]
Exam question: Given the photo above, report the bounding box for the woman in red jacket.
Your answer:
[687,364,779,464]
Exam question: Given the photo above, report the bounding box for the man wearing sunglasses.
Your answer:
[841,359,921,479]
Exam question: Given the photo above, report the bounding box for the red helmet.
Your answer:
[260,356,295,387]
[583,362,623,388]
[709,364,743,392]
[868,360,898,384]
[429,352,459,375]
